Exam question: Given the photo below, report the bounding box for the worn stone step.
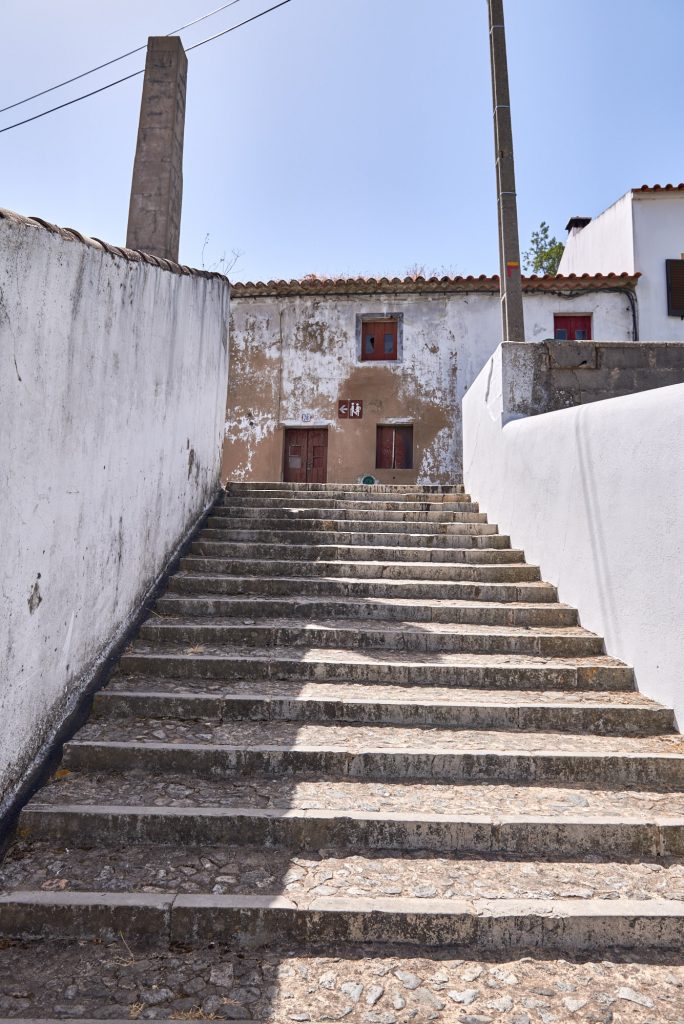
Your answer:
[191,540,524,565]
[179,556,541,582]
[169,573,559,602]
[5,838,684,902]
[155,593,578,626]
[219,497,479,512]
[137,619,604,657]
[220,491,473,505]
[92,682,673,735]
[224,482,466,493]
[2,942,682,1024]
[19,800,684,858]
[63,720,684,785]
[118,648,633,690]
[0,889,682,951]
[30,768,684,829]
[212,505,489,523]
[206,515,497,535]
[200,527,510,549]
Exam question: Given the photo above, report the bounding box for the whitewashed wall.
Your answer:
[225,288,633,483]
[463,346,684,725]
[0,211,230,815]
[632,194,684,340]
[558,193,635,276]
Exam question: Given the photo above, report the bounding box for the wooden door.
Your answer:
[283,428,328,483]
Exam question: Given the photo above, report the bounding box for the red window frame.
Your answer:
[376,425,413,470]
[361,319,398,361]
[553,314,592,341]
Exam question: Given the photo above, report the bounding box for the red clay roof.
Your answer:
[231,272,639,298]
[634,183,684,193]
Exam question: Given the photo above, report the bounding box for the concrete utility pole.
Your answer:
[126,36,188,263]
[488,0,525,342]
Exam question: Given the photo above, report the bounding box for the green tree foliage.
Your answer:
[523,222,565,277]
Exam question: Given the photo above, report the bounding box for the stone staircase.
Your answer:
[1,481,684,1021]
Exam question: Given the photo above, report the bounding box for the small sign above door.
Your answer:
[338,400,363,419]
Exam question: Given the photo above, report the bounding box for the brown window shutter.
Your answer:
[376,426,394,469]
[666,260,684,317]
[394,426,413,469]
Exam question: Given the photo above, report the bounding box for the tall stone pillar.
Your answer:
[126,36,187,262]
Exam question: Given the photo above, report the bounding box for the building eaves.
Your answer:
[633,183,684,194]
[0,207,229,284]
[231,272,639,298]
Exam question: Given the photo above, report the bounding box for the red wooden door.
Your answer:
[283,428,328,483]
[554,315,592,340]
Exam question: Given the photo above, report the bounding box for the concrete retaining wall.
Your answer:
[0,210,230,816]
[463,343,684,725]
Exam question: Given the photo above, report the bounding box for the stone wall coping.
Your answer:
[0,207,229,285]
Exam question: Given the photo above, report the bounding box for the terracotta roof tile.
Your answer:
[634,183,684,193]
[231,271,639,298]
[0,207,229,284]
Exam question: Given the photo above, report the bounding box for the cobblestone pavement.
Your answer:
[3,842,684,901]
[0,939,682,1022]
[31,771,684,817]
[75,718,684,756]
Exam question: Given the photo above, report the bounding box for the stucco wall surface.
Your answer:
[558,194,635,277]
[463,345,684,724]
[223,290,633,484]
[0,214,229,814]
[632,194,684,341]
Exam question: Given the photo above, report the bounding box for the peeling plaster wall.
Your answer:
[0,214,229,814]
[463,346,684,724]
[222,290,634,484]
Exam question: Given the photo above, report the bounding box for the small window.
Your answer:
[666,259,684,317]
[362,319,398,361]
[376,425,413,469]
[553,315,592,341]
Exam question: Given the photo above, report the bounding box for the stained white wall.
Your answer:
[0,212,230,814]
[463,346,684,724]
[632,194,684,340]
[226,288,633,482]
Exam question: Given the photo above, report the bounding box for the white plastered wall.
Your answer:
[0,214,230,813]
[463,347,684,724]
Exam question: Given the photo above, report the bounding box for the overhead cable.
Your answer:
[0,0,293,136]
[0,0,244,116]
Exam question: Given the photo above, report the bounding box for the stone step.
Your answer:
[5,839,684,902]
[200,527,511,549]
[212,505,489,523]
[63,721,684,785]
[191,540,524,564]
[179,556,541,581]
[92,681,673,735]
[169,573,559,602]
[1,943,678,1022]
[20,800,684,857]
[206,515,497,535]
[224,482,466,493]
[220,491,473,506]
[136,619,604,657]
[0,889,682,951]
[118,649,633,690]
[155,593,578,626]
[219,497,479,511]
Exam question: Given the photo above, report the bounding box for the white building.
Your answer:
[559,183,684,340]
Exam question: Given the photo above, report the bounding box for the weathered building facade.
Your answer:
[223,273,637,484]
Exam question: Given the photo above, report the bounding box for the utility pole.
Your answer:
[488,0,525,342]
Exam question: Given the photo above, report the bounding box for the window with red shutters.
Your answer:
[553,314,592,340]
[376,425,413,469]
[361,319,398,361]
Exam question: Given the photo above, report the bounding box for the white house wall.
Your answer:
[632,193,684,340]
[558,193,635,276]
[223,289,634,484]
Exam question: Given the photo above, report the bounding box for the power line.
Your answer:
[0,0,244,116]
[0,0,294,136]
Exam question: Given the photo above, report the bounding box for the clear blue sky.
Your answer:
[2,0,683,281]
